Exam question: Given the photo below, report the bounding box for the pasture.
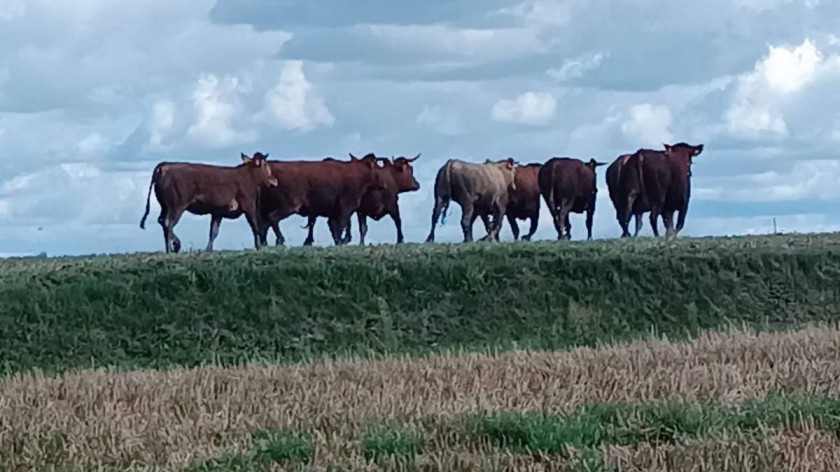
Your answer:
[2,232,840,470]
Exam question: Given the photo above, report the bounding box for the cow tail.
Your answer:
[439,160,453,225]
[139,164,161,230]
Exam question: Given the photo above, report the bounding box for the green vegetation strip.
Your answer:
[186,429,313,471]
[468,393,840,455]
[181,393,840,470]
[2,233,840,375]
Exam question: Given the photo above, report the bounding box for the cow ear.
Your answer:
[241,153,251,163]
[693,145,704,156]
[264,153,270,159]
[663,143,672,153]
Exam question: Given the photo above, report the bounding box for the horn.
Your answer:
[408,153,421,162]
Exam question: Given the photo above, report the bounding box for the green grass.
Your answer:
[362,421,424,462]
[467,392,840,455]
[184,429,312,472]
[2,232,840,376]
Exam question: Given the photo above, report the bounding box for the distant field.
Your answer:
[2,232,840,375]
[2,326,840,470]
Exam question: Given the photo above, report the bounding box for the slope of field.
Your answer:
[2,326,840,471]
[2,233,840,375]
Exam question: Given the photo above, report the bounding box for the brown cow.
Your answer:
[139,152,279,253]
[256,153,388,246]
[472,162,542,241]
[538,157,606,241]
[425,157,517,243]
[307,153,421,246]
[618,142,704,239]
[607,153,651,237]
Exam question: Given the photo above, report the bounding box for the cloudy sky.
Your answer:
[1,0,839,256]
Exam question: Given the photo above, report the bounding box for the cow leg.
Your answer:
[565,213,572,241]
[663,210,677,239]
[425,198,448,243]
[162,207,186,254]
[342,217,353,245]
[648,212,660,238]
[303,216,317,246]
[358,214,369,246]
[271,221,285,246]
[620,193,639,238]
[523,213,539,241]
[461,201,475,243]
[557,201,573,240]
[389,208,405,244]
[675,204,689,237]
[244,211,263,250]
[490,203,506,242]
[586,208,594,241]
[634,213,643,237]
[507,213,520,241]
[157,209,170,253]
[206,215,222,252]
[327,217,341,245]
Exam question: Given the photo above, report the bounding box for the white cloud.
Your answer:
[186,74,256,147]
[0,162,146,226]
[77,132,110,157]
[724,38,840,139]
[491,91,557,126]
[733,0,821,11]
[495,0,576,27]
[0,0,24,21]
[620,103,673,145]
[547,51,608,82]
[360,23,556,60]
[684,213,840,237]
[697,159,840,202]
[148,100,176,148]
[263,61,334,132]
[416,105,464,135]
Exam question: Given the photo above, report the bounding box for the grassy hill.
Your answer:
[2,233,840,376]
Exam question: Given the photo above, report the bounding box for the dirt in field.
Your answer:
[2,326,840,470]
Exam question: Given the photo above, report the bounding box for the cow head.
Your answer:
[387,153,421,193]
[486,157,518,191]
[349,152,378,164]
[349,152,389,191]
[240,152,279,188]
[663,142,704,176]
[586,158,608,171]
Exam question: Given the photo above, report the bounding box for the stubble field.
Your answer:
[2,233,840,470]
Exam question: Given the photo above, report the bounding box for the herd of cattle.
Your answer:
[139,141,705,252]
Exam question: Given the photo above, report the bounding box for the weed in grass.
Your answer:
[362,422,424,462]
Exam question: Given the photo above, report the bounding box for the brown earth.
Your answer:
[2,325,840,470]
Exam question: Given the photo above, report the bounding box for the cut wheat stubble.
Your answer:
[1,325,840,469]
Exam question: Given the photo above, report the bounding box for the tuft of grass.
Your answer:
[361,422,424,462]
[251,429,313,465]
[183,429,313,472]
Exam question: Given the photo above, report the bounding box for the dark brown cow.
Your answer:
[538,157,606,240]
[618,142,704,239]
[472,163,542,241]
[607,153,651,237]
[139,152,279,253]
[425,158,517,243]
[309,153,421,246]
[257,153,388,246]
